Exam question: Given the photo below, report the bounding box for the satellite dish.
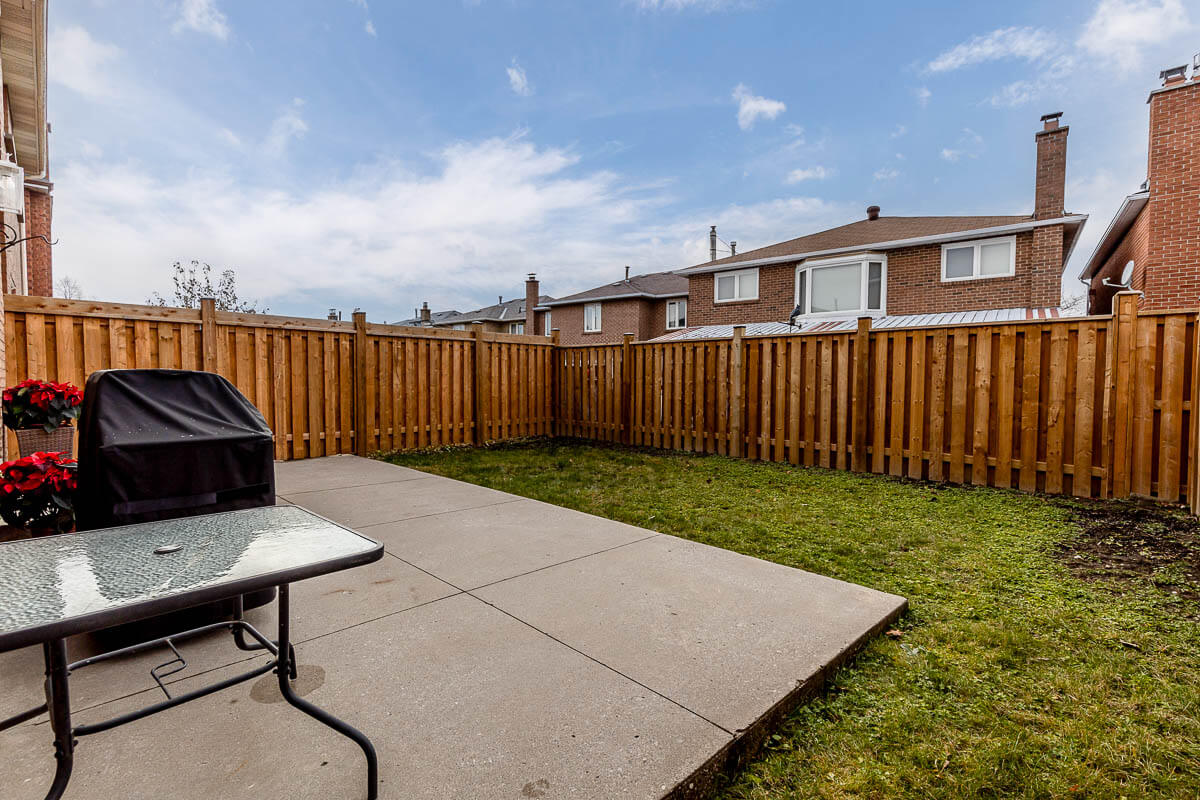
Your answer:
[1119,260,1135,287]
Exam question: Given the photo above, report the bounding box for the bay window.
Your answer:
[794,257,885,318]
[714,268,758,302]
[666,299,687,329]
[941,236,1015,281]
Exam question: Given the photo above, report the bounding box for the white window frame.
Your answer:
[713,268,759,303]
[508,322,524,334]
[940,235,1016,282]
[666,299,687,330]
[583,302,602,333]
[793,255,887,319]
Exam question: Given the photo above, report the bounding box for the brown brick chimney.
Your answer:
[1034,112,1068,220]
[1140,61,1200,309]
[525,273,539,334]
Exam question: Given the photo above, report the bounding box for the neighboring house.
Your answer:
[537,270,689,345]
[401,275,553,335]
[0,0,52,297]
[1080,60,1200,314]
[676,114,1085,327]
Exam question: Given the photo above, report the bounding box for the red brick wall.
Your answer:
[1089,208,1150,314]
[1141,79,1200,310]
[689,230,1060,324]
[23,188,52,297]
[551,298,666,344]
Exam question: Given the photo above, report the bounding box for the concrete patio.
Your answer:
[1,455,906,799]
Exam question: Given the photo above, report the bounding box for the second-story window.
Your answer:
[941,236,1016,281]
[544,311,552,336]
[508,322,524,334]
[714,268,758,302]
[584,303,602,333]
[666,299,687,329]
[794,257,886,318]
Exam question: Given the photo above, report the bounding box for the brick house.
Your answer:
[400,275,552,335]
[675,114,1085,329]
[0,0,52,298]
[1079,59,1200,314]
[537,270,689,345]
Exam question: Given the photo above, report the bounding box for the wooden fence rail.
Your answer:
[4,291,1198,510]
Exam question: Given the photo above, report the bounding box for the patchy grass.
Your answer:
[382,439,1200,799]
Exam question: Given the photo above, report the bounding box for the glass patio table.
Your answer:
[0,505,385,800]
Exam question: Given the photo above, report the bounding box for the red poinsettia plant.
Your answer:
[2,379,84,432]
[0,451,78,533]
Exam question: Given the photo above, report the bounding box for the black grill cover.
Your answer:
[75,369,275,532]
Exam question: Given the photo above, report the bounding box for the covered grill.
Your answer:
[75,369,275,531]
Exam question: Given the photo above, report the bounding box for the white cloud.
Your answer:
[218,128,242,148]
[50,27,122,99]
[873,167,900,180]
[890,124,907,138]
[365,20,377,37]
[1078,0,1192,69]
[987,80,1037,107]
[56,131,850,316]
[732,83,786,130]
[941,148,962,162]
[264,99,308,158]
[927,26,1057,72]
[915,87,932,106]
[786,166,832,183]
[507,59,532,96]
[173,0,230,40]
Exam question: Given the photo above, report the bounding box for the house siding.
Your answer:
[689,230,1060,325]
[1089,207,1151,314]
[551,297,674,344]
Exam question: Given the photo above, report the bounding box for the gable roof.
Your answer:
[541,271,688,307]
[393,309,461,326]
[1077,189,1149,281]
[679,214,1088,274]
[437,295,555,325]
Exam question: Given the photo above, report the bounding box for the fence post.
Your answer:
[1109,292,1139,498]
[730,325,745,458]
[200,297,218,371]
[472,323,488,444]
[353,311,369,456]
[550,329,560,437]
[852,316,872,472]
[621,333,634,445]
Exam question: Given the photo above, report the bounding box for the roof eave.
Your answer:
[541,290,688,308]
[1076,192,1149,282]
[678,215,1089,276]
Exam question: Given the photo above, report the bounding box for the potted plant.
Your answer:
[0,451,78,535]
[3,379,83,457]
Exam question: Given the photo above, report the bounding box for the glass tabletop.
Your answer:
[0,505,382,651]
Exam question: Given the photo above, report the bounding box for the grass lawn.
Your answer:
[382,439,1200,799]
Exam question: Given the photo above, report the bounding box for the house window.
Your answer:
[666,299,687,329]
[941,236,1016,281]
[544,311,552,336]
[452,324,466,331]
[714,268,758,303]
[508,322,524,334]
[794,257,886,317]
[584,303,602,333]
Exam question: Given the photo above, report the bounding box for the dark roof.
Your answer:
[436,295,554,326]
[543,271,689,307]
[680,215,1058,273]
[393,309,460,326]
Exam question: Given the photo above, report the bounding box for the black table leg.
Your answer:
[275,583,379,800]
[42,639,73,800]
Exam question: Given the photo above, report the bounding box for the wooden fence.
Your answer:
[4,292,1198,510]
[2,295,555,461]
[557,293,1199,507]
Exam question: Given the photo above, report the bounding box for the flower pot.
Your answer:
[15,426,75,458]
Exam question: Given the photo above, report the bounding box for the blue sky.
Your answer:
[49,0,1195,319]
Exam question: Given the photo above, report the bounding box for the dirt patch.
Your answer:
[1058,499,1200,603]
